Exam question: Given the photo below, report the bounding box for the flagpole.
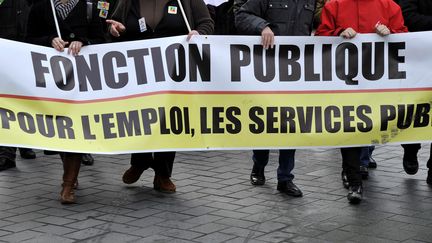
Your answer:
[49,0,62,39]
[176,0,192,33]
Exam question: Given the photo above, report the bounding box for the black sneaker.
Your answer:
[277,181,303,197]
[341,170,349,189]
[360,166,369,179]
[0,157,16,171]
[368,157,377,169]
[403,157,419,175]
[427,168,432,186]
[44,150,59,155]
[82,154,94,166]
[250,165,265,185]
[19,148,36,159]
[347,185,363,204]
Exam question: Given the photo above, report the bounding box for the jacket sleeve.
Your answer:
[235,0,269,35]
[399,0,432,31]
[233,0,247,14]
[387,2,408,33]
[315,1,344,36]
[190,0,214,35]
[25,2,57,46]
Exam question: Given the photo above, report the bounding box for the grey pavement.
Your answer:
[1,145,432,243]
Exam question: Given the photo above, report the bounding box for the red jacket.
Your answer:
[315,0,408,36]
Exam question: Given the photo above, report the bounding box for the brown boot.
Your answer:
[122,166,146,184]
[60,182,75,204]
[153,175,176,193]
[60,153,81,204]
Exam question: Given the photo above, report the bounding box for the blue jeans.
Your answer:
[360,146,375,167]
[252,149,295,182]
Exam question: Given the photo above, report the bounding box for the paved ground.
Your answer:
[0,144,432,243]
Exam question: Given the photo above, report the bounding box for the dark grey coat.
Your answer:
[235,0,316,36]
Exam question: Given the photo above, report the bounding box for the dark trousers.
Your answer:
[402,143,432,169]
[131,152,175,177]
[341,147,362,187]
[0,146,17,160]
[253,149,295,182]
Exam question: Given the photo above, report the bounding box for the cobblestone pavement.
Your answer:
[0,145,432,243]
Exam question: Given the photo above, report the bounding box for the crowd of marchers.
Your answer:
[0,0,431,205]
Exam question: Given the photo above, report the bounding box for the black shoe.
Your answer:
[44,150,59,155]
[341,170,349,189]
[19,148,36,159]
[368,157,377,169]
[360,166,369,179]
[0,157,16,171]
[403,157,419,175]
[347,185,363,204]
[250,165,265,185]
[81,154,94,166]
[277,181,303,197]
[427,169,432,185]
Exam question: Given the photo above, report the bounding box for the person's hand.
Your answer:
[106,19,126,37]
[51,37,68,52]
[68,41,83,56]
[261,26,274,49]
[187,30,199,41]
[375,22,390,36]
[340,27,357,39]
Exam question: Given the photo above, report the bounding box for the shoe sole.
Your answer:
[153,187,176,193]
[347,195,362,204]
[368,163,377,169]
[403,163,419,175]
[250,181,265,186]
[281,191,303,197]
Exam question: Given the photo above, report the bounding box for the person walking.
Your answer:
[315,0,408,203]
[398,0,432,185]
[0,0,37,172]
[235,0,317,197]
[26,0,105,204]
[107,0,214,193]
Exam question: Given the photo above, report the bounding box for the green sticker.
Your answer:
[0,0,5,6]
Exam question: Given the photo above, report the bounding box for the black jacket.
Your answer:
[235,0,316,36]
[0,0,30,41]
[26,0,105,47]
[110,0,214,42]
[399,0,432,31]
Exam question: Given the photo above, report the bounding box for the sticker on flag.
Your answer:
[168,6,178,14]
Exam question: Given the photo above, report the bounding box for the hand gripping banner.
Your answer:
[0,33,431,153]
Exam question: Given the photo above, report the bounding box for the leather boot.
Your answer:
[60,153,81,204]
[153,175,176,193]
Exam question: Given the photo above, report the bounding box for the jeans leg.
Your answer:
[359,147,369,167]
[252,150,270,169]
[130,153,153,168]
[369,146,375,157]
[153,152,176,177]
[341,147,362,187]
[277,149,295,182]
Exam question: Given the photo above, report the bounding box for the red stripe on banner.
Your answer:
[1,87,432,104]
